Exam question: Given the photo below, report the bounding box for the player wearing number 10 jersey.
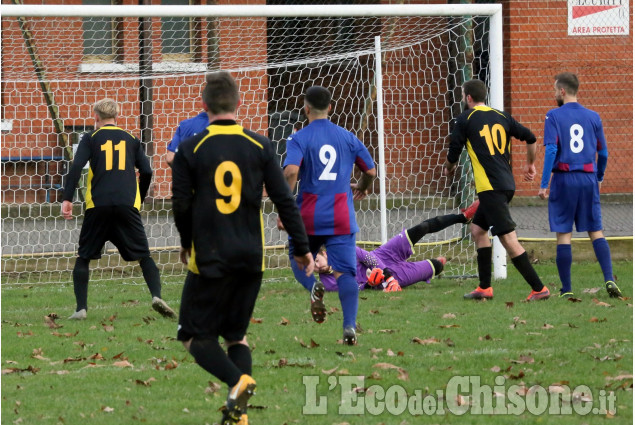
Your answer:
[282,85,376,345]
[444,79,548,302]
[538,72,620,299]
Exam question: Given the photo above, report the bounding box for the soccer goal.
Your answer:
[1,3,503,285]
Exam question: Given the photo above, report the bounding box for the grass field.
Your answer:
[2,261,632,425]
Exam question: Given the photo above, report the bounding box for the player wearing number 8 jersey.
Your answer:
[444,79,548,302]
[538,72,620,299]
[172,72,313,425]
[281,85,376,345]
[62,98,176,320]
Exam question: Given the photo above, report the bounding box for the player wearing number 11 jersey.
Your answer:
[62,98,175,320]
[443,79,548,302]
[282,85,376,345]
[538,72,620,299]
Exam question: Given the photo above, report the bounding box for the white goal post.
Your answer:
[1,3,505,284]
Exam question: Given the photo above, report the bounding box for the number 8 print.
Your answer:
[569,124,584,153]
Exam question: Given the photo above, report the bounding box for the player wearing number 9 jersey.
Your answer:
[444,79,548,302]
[538,72,620,299]
[62,98,176,321]
[172,72,314,425]
[282,85,376,345]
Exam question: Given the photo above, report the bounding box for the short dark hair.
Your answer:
[555,72,579,96]
[203,71,239,114]
[304,85,331,111]
[462,79,488,103]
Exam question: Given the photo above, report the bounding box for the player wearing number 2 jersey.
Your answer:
[538,72,620,299]
[281,85,376,345]
[444,79,548,302]
[61,98,176,320]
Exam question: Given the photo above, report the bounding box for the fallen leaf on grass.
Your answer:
[2,366,39,375]
[505,302,514,309]
[31,348,48,361]
[51,331,79,338]
[592,298,613,308]
[372,362,409,381]
[378,329,397,334]
[279,317,289,326]
[17,331,34,338]
[442,313,456,319]
[542,323,554,329]
[568,297,583,303]
[583,288,601,294]
[135,377,156,387]
[412,337,439,345]
[113,360,133,368]
[321,366,338,375]
[589,317,608,323]
[490,366,501,373]
[439,324,460,329]
[205,381,222,394]
[44,314,62,329]
[101,406,114,413]
[511,355,535,364]
[250,318,263,324]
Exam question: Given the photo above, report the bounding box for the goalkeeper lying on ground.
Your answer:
[291,200,479,292]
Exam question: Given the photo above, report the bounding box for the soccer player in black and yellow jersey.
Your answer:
[443,79,550,302]
[172,71,314,425]
[62,98,175,320]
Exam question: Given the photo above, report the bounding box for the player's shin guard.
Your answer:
[476,247,492,290]
[139,256,162,299]
[189,338,242,387]
[228,343,252,376]
[556,244,573,294]
[336,273,358,330]
[511,252,544,292]
[592,238,614,282]
[72,257,90,311]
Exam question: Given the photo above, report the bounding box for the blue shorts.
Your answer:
[290,233,357,275]
[548,172,603,233]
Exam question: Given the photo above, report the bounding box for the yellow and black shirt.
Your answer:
[63,124,152,209]
[447,106,536,193]
[172,119,309,279]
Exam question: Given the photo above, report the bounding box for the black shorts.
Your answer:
[77,205,150,261]
[177,271,263,342]
[472,190,516,237]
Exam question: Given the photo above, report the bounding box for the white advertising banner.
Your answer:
[568,0,630,36]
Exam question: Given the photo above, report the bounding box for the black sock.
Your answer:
[139,256,162,298]
[477,247,492,290]
[72,257,90,311]
[228,343,252,376]
[406,214,466,244]
[189,338,242,387]
[511,252,544,292]
[429,259,443,275]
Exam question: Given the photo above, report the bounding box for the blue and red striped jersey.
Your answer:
[284,119,375,235]
[544,102,607,173]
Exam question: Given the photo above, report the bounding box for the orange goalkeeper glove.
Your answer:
[383,276,402,292]
[367,268,385,287]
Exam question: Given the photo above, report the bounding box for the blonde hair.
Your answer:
[93,98,120,120]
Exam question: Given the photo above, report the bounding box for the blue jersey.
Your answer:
[544,102,607,173]
[167,111,209,153]
[284,119,375,235]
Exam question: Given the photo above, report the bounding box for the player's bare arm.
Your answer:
[165,151,175,168]
[443,160,457,176]
[524,142,537,182]
[277,164,300,230]
[351,168,376,200]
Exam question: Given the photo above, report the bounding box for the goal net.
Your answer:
[1,4,502,284]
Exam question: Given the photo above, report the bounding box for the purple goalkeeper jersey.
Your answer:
[284,119,375,235]
[544,102,607,173]
[319,230,435,291]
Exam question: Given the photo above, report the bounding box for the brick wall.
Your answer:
[503,0,632,196]
[1,1,632,204]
